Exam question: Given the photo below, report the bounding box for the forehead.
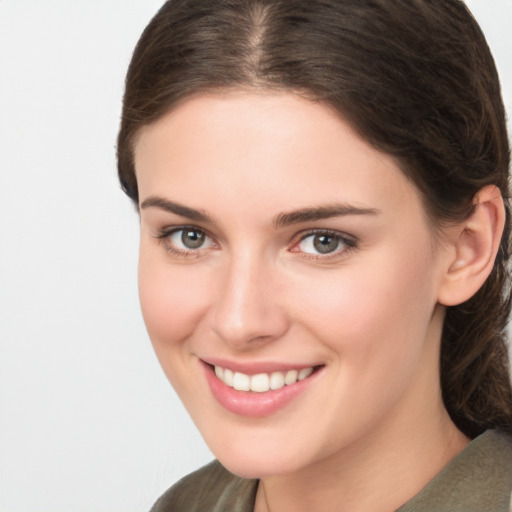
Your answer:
[134,92,424,224]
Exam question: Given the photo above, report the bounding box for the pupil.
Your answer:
[182,229,205,249]
[313,234,338,254]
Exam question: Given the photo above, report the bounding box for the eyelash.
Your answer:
[291,229,358,260]
[155,226,358,260]
[155,225,216,258]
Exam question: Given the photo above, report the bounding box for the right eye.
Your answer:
[158,226,216,255]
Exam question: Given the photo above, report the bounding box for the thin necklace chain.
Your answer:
[261,481,271,512]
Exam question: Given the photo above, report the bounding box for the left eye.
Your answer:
[296,232,349,255]
[168,228,215,250]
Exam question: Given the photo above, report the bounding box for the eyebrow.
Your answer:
[140,196,212,224]
[273,204,380,228]
[140,196,380,227]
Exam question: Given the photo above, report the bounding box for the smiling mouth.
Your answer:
[203,361,325,416]
[212,364,320,393]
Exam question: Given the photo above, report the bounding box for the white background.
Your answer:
[0,1,510,511]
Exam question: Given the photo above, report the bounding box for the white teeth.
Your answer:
[213,365,315,392]
[250,373,270,393]
[224,368,234,387]
[284,369,298,385]
[298,367,313,381]
[269,372,285,390]
[233,372,250,391]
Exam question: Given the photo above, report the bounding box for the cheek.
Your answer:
[291,248,438,369]
[137,251,210,350]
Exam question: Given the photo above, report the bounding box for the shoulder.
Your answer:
[398,430,512,512]
[149,460,258,512]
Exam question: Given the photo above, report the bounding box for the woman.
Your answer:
[117,1,512,510]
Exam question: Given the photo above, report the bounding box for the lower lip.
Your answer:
[202,362,322,417]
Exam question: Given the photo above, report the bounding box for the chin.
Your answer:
[204,431,311,479]
[217,453,297,479]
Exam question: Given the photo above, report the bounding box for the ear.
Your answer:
[437,185,505,306]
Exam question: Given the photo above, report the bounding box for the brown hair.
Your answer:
[117,0,512,437]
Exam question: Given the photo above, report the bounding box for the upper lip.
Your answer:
[200,357,323,375]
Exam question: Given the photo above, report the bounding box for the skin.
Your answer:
[135,92,471,512]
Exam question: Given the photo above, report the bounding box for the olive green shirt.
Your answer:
[150,430,512,511]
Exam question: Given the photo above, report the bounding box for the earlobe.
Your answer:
[438,185,505,307]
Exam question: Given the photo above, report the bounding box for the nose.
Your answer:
[210,251,290,349]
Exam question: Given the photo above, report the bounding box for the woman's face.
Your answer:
[135,93,452,478]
